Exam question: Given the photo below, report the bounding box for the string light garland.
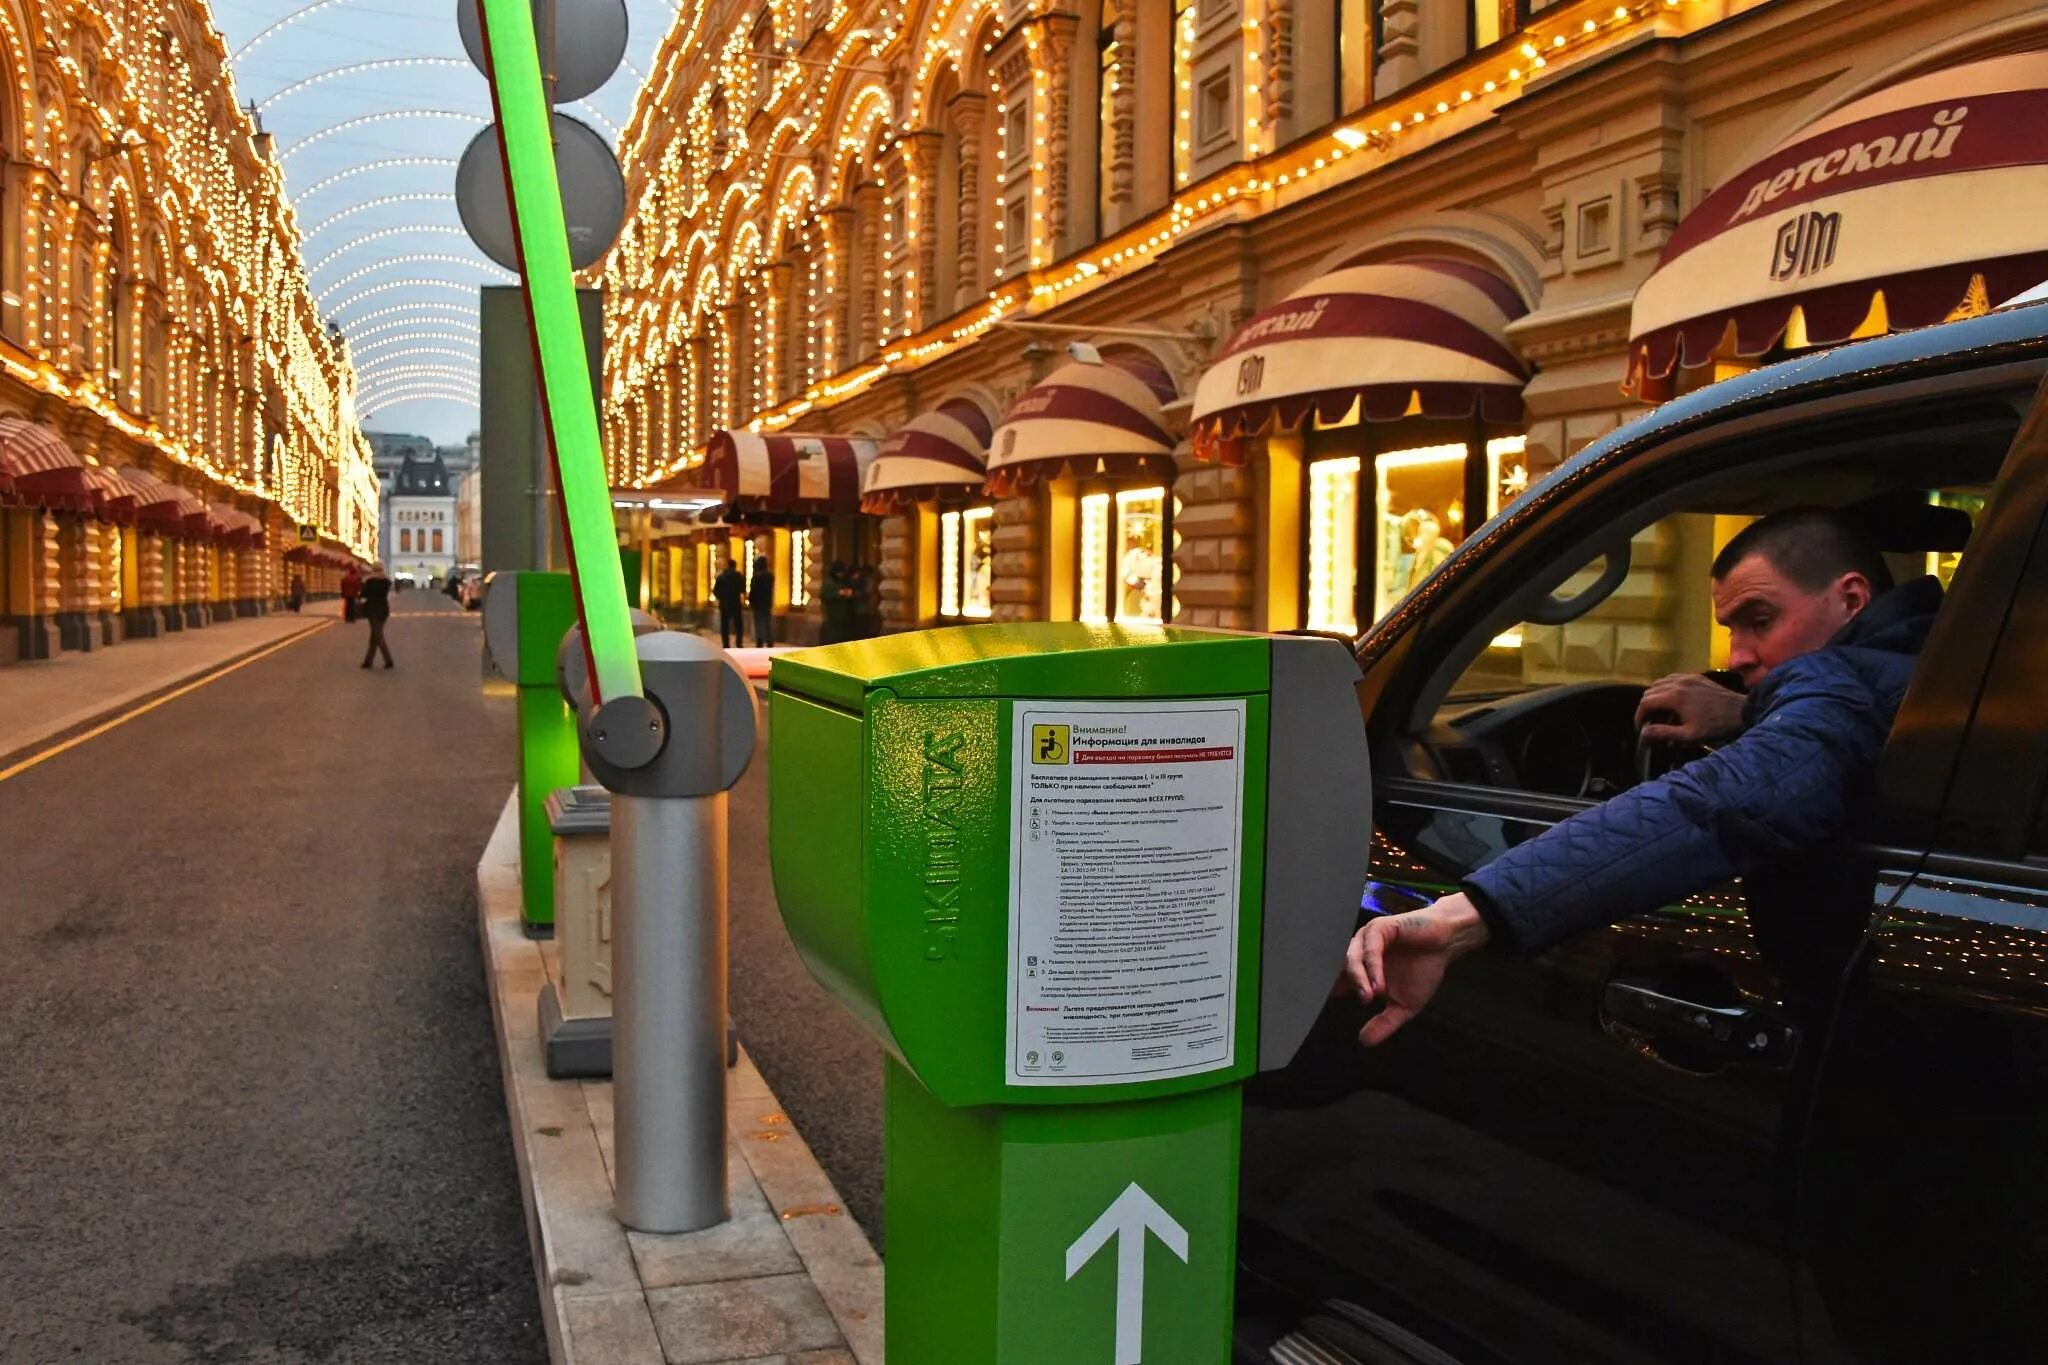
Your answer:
[315,254,514,307]
[298,158,462,203]
[306,226,487,278]
[301,193,462,243]
[325,278,488,320]
[254,57,472,114]
[280,110,487,164]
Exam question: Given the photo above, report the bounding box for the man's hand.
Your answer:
[1345,893,1491,1046]
[1634,673,1745,745]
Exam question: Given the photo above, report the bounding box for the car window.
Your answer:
[1447,489,1989,709]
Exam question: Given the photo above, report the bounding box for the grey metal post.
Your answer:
[610,791,727,1226]
[567,628,759,1233]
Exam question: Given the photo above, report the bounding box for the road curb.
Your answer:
[477,790,884,1365]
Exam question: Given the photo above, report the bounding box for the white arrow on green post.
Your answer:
[1065,1181,1191,1365]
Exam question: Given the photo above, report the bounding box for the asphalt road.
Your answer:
[727,713,888,1248]
[0,594,545,1364]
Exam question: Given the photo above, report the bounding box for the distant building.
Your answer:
[387,453,456,585]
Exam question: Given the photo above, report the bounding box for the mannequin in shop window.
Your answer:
[1398,508,1454,593]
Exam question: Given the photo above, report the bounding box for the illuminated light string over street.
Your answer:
[316,254,515,307]
[302,194,461,243]
[328,279,489,320]
[345,316,483,353]
[298,158,461,202]
[356,366,485,393]
[343,302,481,334]
[351,335,481,362]
[360,390,484,419]
[306,225,489,277]
[350,347,481,373]
[280,110,488,163]
[254,56,621,139]
[359,377,482,402]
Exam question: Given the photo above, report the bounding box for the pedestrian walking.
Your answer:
[358,563,395,669]
[288,572,306,613]
[750,548,776,648]
[821,561,853,643]
[712,557,747,649]
[340,564,362,623]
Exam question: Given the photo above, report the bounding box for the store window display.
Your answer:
[1302,436,1528,635]
[1078,486,1169,624]
[938,506,995,618]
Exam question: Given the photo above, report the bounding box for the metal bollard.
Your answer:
[567,628,758,1233]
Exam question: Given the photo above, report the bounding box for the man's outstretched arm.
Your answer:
[1349,655,1896,1042]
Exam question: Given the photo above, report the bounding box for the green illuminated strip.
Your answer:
[477,0,640,702]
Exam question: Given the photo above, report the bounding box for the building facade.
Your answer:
[0,0,378,664]
[601,0,2048,658]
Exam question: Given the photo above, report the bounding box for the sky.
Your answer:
[212,0,676,447]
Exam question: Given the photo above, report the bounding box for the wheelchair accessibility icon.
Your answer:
[1031,724,1070,765]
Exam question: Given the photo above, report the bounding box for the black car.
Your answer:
[1237,301,2048,1364]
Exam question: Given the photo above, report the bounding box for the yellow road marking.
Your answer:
[0,621,337,786]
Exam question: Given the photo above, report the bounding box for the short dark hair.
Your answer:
[1711,507,1894,594]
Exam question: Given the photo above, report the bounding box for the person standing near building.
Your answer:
[358,564,394,670]
[712,557,747,649]
[340,563,362,623]
[288,572,306,613]
[749,548,776,648]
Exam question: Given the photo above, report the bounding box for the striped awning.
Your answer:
[1628,49,2048,400]
[1190,258,1528,462]
[861,398,995,513]
[0,416,99,510]
[985,352,1180,496]
[210,502,264,547]
[120,466,210,537]
[672,431,878,525]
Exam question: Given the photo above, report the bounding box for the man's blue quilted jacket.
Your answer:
[1463,575,1944,956]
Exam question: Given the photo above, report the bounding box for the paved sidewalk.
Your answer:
[478,793,884,1365]
[0,602,338,764]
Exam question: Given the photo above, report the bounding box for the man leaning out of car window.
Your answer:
[1345,507,1945,1046]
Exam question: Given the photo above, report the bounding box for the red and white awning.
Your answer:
[662,431,878,525]
[210,502,265,547]
[1190,257,1528,461]
[0,417,142,514]
[1628,49,2048,399]
[861,398,995,513]
[120,466,211,537]
[985,352,1180,496]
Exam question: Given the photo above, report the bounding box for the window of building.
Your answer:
[1306,455,1362,633]
[790,527,813,607]
[431,529,444,553]
[1472,0,1503,51]
[399,527,412,553]
[938,505,996,618]
[1079,486,1169,624]
[1371,437,1526,621]
[1196,72,1233,150]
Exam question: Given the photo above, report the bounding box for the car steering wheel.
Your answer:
[1634,709,1711,785]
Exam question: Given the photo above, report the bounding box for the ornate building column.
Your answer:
[761,262,794,405]
[1374,0,1421,98]
[989,493,1043,621]
[898,131,942,334]
[55,512,97,652]
[851,180,883,362]
[948,92,987,312]
[1029,14,1080,255]
[820,203,856,373]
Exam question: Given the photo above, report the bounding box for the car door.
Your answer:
[1238,384,2036,1365]
[1794,408,2048,1364]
